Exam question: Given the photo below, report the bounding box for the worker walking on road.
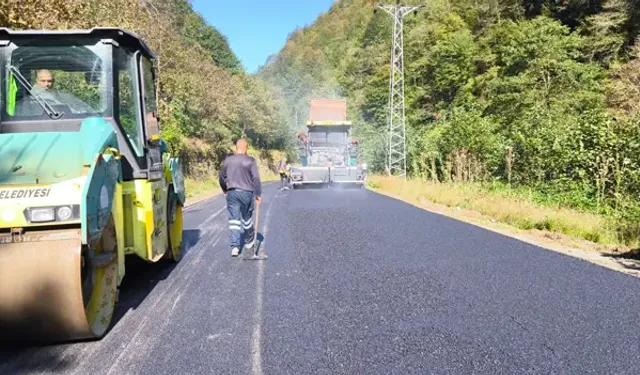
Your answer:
[218,139,262,257]
[277,157,290,190]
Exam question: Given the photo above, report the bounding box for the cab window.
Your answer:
[115,48,144,157]
[2,43,109,122]
[140,56,158,140]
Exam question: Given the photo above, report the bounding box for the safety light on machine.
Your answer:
[56,206,73,221]
[24,205,80,223]
[28,208,55,223]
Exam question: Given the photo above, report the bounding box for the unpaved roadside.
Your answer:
[184,180,278,209]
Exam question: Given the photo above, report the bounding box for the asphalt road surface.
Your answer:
[2,182,640,374]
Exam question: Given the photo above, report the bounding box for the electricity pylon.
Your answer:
[375,2,423,178]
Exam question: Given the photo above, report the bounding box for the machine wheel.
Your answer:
[165,184,184,262]
[80,214,119,339]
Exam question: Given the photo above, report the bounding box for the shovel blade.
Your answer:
[243,239,266,260]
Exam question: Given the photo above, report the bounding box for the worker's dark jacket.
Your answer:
[218,153,262,197]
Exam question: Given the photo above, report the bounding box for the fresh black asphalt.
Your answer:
[1,182,640,374]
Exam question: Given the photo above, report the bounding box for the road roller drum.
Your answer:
[0,228,117,343]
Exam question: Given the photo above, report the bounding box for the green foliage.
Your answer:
[1,0,288,175]
[260,0,640,243]
[170,0,243,73]
[51,71,103,111]
[7,0,637,239]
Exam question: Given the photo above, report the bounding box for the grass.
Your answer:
[185,175,220,198]
[184,151,280,199]
[367,175,640,249]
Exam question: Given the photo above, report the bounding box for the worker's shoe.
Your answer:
[244,241,255,251]
[231,247,240,257]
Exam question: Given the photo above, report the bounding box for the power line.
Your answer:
[375,2,423,178]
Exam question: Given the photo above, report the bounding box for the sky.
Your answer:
[191,0,336,74]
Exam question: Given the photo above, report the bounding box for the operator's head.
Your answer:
[235,138,248,154]
[36,69,54,89]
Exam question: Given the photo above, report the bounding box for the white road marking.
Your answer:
[73,188,277,375]
[197,206,227,230]
[104,213,224,375]
[251,191,278,375]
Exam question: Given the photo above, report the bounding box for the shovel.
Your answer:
[243,200,267,260]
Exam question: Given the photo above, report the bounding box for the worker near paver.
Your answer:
[277,157,290,190]
[296,131,310,166]
[218,139,262,257]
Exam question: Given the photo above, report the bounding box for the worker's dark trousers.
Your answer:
[226,190,255,249]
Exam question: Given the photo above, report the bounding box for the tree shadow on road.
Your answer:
[109,228,201,328]
[0,282,81,373]
[602,248,640,271]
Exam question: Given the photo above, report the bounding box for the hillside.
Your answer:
[1,0,289,178]
[2,0,638,245]
[259,0,640,245]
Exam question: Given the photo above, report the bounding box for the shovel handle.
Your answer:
[253,199,260,244]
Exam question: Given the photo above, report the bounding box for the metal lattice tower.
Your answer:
[376,2,422,178]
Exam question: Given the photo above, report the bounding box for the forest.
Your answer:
[1,0,291,180]
[259,0,640,245]
[1,0,639,245]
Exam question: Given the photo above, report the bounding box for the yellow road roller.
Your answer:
[0,27,186,344]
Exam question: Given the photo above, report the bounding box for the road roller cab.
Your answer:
[0,28,186,344]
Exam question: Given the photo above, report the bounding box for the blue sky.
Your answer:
[191,0,335,74]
